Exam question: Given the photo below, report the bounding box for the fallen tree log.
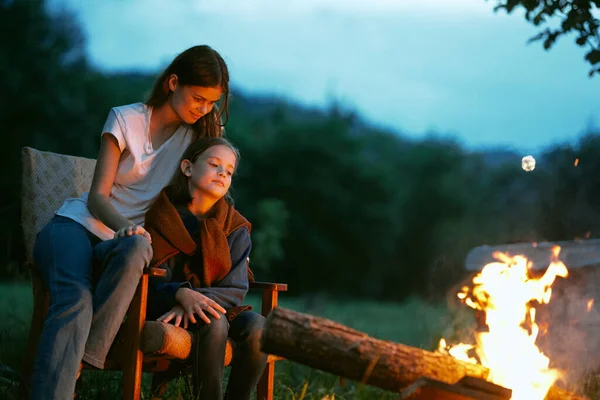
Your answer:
[260,307,488,391]
[261,307,587,400]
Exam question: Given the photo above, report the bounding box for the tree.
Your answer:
[490,0,600,76]
[0,0,89,271]
[536,133,600,240]
[0,0,152,273]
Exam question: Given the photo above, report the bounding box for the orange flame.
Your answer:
[439,246,568,400]
[587,299,594,312]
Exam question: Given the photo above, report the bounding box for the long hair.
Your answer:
[146,45,230,139]
[167,137,240,206]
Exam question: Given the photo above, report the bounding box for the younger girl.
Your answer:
[144,137,267,400]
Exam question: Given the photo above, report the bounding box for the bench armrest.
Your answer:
[143,267,167,278]
[250,281,288,292]
[249,281,288,317]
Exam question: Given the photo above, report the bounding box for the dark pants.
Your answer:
[193,311,267,400]
[147,296,267,400]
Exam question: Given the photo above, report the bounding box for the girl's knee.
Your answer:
[120,235,153,262]
[247,312,266,328]
[242,312,265,331]
[98,234,153,275]
[246,314,265,343]
[236,312,266,345]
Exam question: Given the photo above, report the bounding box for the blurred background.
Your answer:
[3,0,599,299]
[1,0,600,397]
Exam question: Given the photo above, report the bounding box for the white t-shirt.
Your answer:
[56,102,194,240]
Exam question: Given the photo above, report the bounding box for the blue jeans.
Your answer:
[30,216,152,400]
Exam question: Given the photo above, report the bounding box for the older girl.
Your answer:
[31,45,230,400]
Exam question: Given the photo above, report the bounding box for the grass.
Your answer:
[0,281,456,399]
[1,281,597,399]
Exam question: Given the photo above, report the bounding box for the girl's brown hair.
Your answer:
[167,137,240,206]
[146,45,229,139]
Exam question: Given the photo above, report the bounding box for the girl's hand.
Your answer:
[175,288,226,325]
[114,224,152,243]
[157,305,189,329]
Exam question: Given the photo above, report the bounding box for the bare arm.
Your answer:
[88,134,151,242]
[87,134,131,231]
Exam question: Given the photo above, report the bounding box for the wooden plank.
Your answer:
[121,274,148,400]
[257,286,281,400]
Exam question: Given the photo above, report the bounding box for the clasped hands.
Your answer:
[157,287,226,329]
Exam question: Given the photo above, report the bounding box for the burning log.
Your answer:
[261,307,588,400]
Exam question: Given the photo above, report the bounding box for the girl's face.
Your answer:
[168,74,223,124]
[182,145,237,200]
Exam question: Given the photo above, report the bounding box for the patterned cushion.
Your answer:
[21,147,96,265]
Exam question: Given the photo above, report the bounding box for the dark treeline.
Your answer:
[3,0,600,301]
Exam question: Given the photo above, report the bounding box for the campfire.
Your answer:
[439,246,569,400]
[260,245,587,399]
